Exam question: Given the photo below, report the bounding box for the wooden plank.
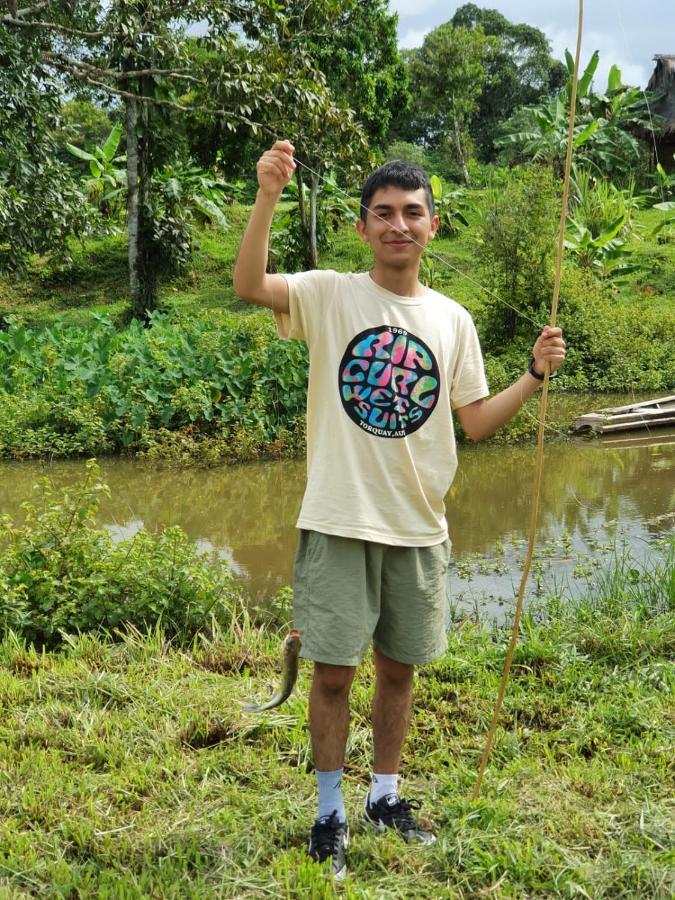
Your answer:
[594,415,675,433]
[595,394,675,415]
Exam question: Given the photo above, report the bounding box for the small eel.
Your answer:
[243,630,302,712]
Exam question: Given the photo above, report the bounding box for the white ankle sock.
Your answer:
[369,772,399,806]
[316,769,346,822]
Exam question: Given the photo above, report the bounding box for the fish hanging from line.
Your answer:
[243,630,301,712]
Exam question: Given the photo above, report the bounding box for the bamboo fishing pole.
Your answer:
[471,0,585,799]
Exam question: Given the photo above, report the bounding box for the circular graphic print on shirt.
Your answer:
[338,325,440,438]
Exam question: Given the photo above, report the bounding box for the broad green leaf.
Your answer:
[65,143,98,163]
[192,197,229,229]
[594,214,629,247]
[607,65,622,93]
[574,120,600,147]
[101,123,123,162]
[578,50,600,98]
[565,50,575,76]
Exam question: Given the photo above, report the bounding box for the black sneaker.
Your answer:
[308,811,349,880]
[363,794,436,845]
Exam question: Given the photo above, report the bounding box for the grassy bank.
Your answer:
[1,533,673,897]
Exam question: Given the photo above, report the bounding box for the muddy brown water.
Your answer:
[1,427,673,623]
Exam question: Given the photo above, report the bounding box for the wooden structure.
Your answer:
[647,54,675,172]
[571,395,675,435]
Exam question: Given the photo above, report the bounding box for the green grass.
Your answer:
[1,541,673,898]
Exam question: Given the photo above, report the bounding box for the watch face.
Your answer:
[338,325,440,439]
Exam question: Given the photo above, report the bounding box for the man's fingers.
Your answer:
[272,139,295,154]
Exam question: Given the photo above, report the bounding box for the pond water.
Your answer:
[1,427,673,623]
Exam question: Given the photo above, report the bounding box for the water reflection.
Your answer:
[0,433,672,610]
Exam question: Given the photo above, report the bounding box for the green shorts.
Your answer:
[292,530,451,667]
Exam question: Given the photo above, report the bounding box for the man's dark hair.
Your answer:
[360,160,434,223]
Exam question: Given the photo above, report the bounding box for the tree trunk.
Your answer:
[453,117,470,185]
[308,171,319,269]
[135,84,157,322]
[125,97,140,308]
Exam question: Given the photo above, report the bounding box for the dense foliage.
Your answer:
[0,312,308,460]
[0,30,91,273]
[450,3,567,161]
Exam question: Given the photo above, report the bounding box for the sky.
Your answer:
[392,0,670,90]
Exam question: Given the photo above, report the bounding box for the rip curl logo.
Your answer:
[338,326,440,438]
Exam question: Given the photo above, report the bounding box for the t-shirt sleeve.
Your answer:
[274,269,337,344]
[450,313,490,409]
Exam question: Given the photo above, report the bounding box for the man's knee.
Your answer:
[374,649,414,690]
[312,661,355,696]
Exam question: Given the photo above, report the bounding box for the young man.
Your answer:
[233,140,565,880]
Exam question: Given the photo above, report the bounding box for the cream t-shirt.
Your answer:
[275,269,489,546]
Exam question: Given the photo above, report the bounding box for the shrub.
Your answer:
[0,461,236,647]
[476,167,559,349]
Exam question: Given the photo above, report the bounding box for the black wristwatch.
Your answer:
[527,356,557,381]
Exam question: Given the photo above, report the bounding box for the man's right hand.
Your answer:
[257,140,296,199]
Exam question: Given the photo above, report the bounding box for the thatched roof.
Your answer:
[647,55,675,134]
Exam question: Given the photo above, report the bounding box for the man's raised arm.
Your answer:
[232,140,296,314]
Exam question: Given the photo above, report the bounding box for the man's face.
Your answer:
[355,186,439,268]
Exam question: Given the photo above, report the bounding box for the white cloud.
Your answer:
[398,27,431,49]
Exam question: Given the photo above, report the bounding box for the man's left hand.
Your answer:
[532,325,566,376]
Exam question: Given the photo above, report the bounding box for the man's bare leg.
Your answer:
[372,649,414,773]
[308,662,356,875]
[309,661,356,770]
[367,650,433,843]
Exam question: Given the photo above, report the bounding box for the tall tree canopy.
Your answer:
[451,3,567,160]
[400,23,495,182]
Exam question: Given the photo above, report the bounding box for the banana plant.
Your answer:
[429,175,470,237]
[496,54,655,179]
[66,123,126,216]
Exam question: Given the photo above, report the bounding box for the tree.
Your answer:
[276,0,408,151]
[183,0,403,266]
[451,3,566,161]
[2,0,367,317]
[404,24,495,183]
[477,167,558,346]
